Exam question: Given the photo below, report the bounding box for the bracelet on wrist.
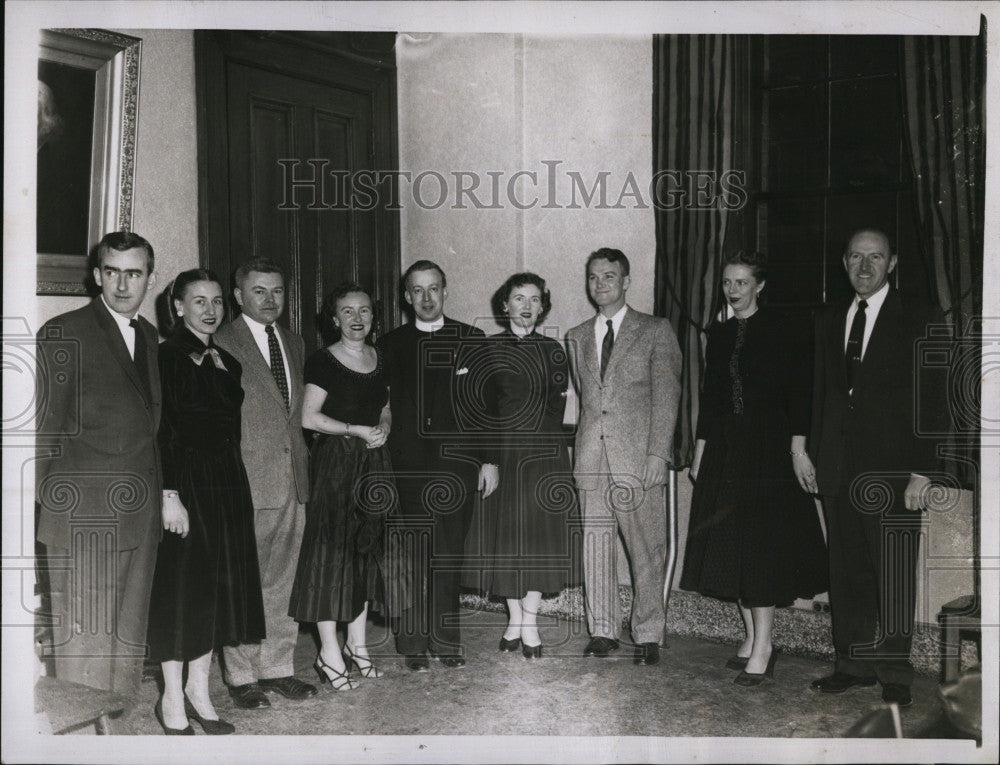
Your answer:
[163,490,179,499]
[790,451,807,457]
[345,423,352,436]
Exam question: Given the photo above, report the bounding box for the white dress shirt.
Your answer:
[242,313,290,392]
[101,295,139,359]
[594,304,628,368]
[843,281,890,360]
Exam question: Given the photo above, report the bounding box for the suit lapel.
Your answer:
[856,289,900,387]
[275,324,301,410]
[581,319,601,384]
[91,299,150,404]
[233,316,287,409]
[829,303,850,394]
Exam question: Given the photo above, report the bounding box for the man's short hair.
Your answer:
[97,231,154,272]
[586,247,630,277]
[843,228,893,258]
[403,259,447,289]
[234,258,285,291]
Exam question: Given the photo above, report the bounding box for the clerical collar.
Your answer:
[415,316,445,332]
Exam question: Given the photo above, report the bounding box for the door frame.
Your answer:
[194,30,401,338]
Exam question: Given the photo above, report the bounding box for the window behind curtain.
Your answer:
[754,35,932,311]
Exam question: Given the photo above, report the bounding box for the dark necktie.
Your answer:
[265,324,289,408]
[129,318,150,398]
[845,299,868,391]
[600,319,614,381]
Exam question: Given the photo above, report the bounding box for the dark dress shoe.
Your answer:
[881,683,913,708]
[228,683,271,709]
[522,643,543,659]
[734,651,778,686]
[583,637,620,657]
[183,697,235,735]
[810,672,877,694]
[499,636,522,652]
[725,655,750,671]
[430,652,467,668]
[258,676,319,700]
[633,642,661,666]
[153,698,195,735]
[404,654,430,672]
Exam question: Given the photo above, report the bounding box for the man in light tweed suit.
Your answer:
[566,248,682,667]
[215,259,317,708]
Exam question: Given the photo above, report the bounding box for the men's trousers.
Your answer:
[580,449,667,645]
[223,481,305,685]
[822,485,923,686]
[43,515,159,700]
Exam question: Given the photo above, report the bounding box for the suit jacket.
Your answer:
[811,287,946,499]
[214,315,309,508]
[378,317,495,481]
[566,306,683,491]
[36,298,162,551]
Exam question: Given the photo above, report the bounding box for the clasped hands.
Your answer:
[349,424,389,449]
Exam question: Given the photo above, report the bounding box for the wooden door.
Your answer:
[196,31,400,351]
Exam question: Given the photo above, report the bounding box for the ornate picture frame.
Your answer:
[36,29,141,295]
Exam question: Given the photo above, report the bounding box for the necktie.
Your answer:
[265,324,289,408]
[845,299,868,391]
[129,318,151,398]
[600,319,614,381]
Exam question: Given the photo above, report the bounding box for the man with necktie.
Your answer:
[565,248,682,667]
[216,259,317,708]
[809,228,946,708]
[36,231,162,701]
[378,260,500,671]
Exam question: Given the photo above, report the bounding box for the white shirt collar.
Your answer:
[241,312,275,333]
[595,303,628,332]
[415,316,446,332]
[854,281,890,312]
[101,294,138,327]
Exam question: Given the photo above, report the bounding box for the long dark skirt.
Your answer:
[289,435,404,623]
[147,446,265,662]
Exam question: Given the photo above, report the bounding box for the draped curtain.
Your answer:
[900,27,985,489]
[653,35,749,469]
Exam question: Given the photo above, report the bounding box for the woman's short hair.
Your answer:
[491,272,552,327]
[722,250,768,283]
[319,282,371,339]
[167,268,222,331]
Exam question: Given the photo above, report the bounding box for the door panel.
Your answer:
[196,31,400,352]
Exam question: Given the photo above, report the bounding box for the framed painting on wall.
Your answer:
[36,28,141,295]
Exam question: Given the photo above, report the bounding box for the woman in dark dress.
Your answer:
[289,284,396,690]
[681,251,827,686]
[467,273,579,659]
[147,269,265,734]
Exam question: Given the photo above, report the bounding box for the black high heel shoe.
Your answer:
[734,651,778,686]
[314,654,358,691]
[521,643,543,659]
[498,636,522,652]
[343,644,382,678]
[153,698,195,736]
[183,696,235,735]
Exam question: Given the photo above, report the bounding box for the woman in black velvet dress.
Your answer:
[146,269,265,734]
[466,273,579,659]
[681,251,827,686]
[289,284,398,691]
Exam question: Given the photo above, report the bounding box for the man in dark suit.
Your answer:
[809,228,946,708]
[566,248,682,667]
[378,260,499,671]
[36,231,162,699]
[216,259,317,708]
